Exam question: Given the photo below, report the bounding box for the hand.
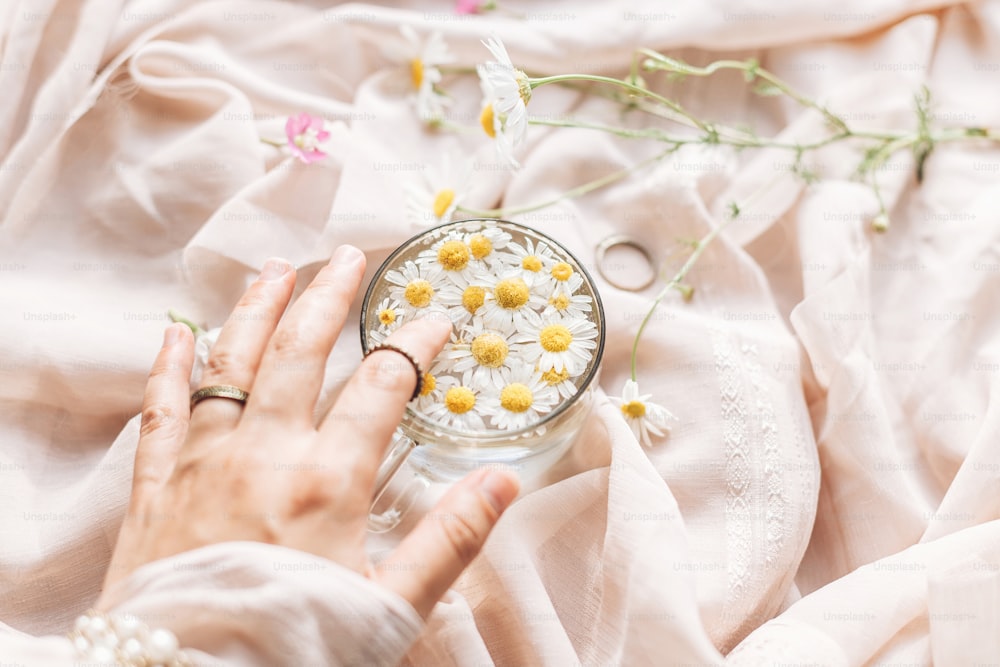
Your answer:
[100,246,519,618]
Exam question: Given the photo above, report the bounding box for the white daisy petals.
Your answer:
[610,379,677,448]
[366,221,600,435]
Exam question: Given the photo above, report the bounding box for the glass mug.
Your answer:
[360,219,605,531]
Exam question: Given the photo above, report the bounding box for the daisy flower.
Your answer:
[515,314,599,376]
[411,370,442,413]
[537,365,578,400]
[395,26,453,122]
[285,113,329,164]
[415,230,491,286]
[475,269,548,330]
[436,272,489,328]
[368,297,406,345]
[477,36,531,167]
[610,379,676,448]
[384,260,447,314]
[405,153,471,228]
[422,375,487,432]
[480,362,559,431]
[541,260,581,296]
[442,317,522,391]
[501,237,559,289]
[464,224,513,271]
[542,280,593,320]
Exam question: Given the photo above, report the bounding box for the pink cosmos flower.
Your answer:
[284,112,329,164]
[456,0,495,14]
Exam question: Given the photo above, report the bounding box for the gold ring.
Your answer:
[364,343,424,401]
[190,385,250,410]
[594,234,657,291]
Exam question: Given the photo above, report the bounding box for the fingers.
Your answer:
[375,469,520,618]
[245,246,366,424]
[188,258,296,437]
[132,323,195,503]
[317,317,451,479]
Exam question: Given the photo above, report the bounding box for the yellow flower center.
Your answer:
[469,234,492,259]
[433,188,455,219]
[621,401,646,419]
[551,262,573,281]
[462,285,486,314]
[493,278,530,310]
[541,367,570,386]
[480,104,496,138]
[437,240,470,271]
[419,372,436,397]
[404,279,434,308]
[500,383,533,413]
[471,332,509,368]
[444,386,476,414]
[522,255,543,272]
[549,294,570,311]
[378,308,397,326]
[410,58,424,89]
[539,324,572,352]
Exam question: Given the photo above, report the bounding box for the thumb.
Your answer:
[375,468,519,618]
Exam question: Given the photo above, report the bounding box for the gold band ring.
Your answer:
[190,385,250,410]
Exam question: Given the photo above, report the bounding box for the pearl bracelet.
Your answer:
[69,610,191,666]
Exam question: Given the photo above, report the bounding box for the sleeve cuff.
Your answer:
[99,542,425,667]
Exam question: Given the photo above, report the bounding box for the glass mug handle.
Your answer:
[368,429,428,532]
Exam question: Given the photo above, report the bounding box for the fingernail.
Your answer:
[163,323,183,347]
[260,258,292,281]
[477,470,520,514]
[330,245,364,265]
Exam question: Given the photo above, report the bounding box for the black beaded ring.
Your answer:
[364,343,424,401]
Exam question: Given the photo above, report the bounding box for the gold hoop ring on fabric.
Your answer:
[364,343,424,401]
[594,234,657,291]
[190,385,250,410]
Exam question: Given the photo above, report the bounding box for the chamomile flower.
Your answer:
[437,272,489,328]
[442,318,521,390]
[537,365,577,400]
[464,224,513,270]
[405,154,470,228]
[480,362,559,431]
[501,237,559,289]
[369,297,406,344]
[422,375,487,432]
[515,314,599,376]
[394,26,453,122]
[384,260,447,313]
[475,269,548,330]
[542,260,581,296]
[411,370,442,413]
[610,379,676,448]
[542,281,592,320]
[477,36,531,167]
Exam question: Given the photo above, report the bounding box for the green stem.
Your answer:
[639,51,849,134]
[629,174,782,381]
[260,137,285,147]
[456,148,675,219]
[168,309,205,336]
[529,73,713,133]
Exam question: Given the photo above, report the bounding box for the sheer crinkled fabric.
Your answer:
[0,0,997,664]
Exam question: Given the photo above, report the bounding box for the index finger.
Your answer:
[316,317,452,480]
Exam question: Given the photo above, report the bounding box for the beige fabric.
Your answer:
[0,0,997,664]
